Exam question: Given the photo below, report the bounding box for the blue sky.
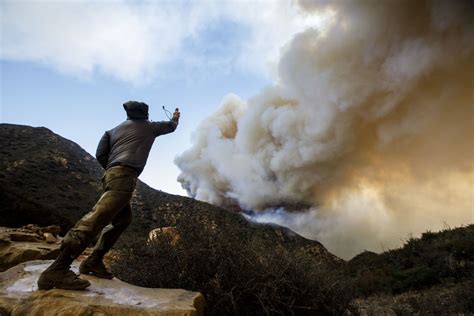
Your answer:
[0,0,319,195]
[1,58,267,194]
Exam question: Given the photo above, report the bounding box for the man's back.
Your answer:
[96,101,178,175]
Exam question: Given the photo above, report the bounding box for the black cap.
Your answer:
[123,101,149,120]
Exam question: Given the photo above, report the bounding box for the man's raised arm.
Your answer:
[152,108,180,136]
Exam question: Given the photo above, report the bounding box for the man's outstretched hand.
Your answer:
[172,108,180,121]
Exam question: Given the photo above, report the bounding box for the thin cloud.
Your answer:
[1,1,186,83]
[0,0,330,84]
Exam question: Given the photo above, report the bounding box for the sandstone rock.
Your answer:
[22,224,61,236]
[43,233,57,243]
[0,227,61,272]
[0,260,205,316]
[7,231,42,243]
[149,227,181,245]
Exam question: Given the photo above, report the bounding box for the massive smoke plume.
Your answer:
[175,0,474,259]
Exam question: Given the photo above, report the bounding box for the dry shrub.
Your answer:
[348,225,474,297]
[113,215,352,315]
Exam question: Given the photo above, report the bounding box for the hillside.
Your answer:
[347,225,474,314]
[0,123,344,314]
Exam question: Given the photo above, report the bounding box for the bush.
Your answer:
[112,214,352,315]
[348,225,474,297]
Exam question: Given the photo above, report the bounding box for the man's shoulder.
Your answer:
[112,119,142,127]
[109,119,154,133]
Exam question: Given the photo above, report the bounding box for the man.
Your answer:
[38,101,180,290]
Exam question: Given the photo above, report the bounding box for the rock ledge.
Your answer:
[0,260,204,316]
[0,226,61,272]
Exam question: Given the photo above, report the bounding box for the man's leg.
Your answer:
[38,166,136,290]
[80,204,132,279]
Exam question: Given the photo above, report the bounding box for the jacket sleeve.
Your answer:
[96,132,110,169]
[152,118,178,136]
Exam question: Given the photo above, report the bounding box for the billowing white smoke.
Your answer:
[175,0,474,259]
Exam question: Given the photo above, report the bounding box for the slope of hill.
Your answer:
[347,225,474,314]
[348,225,474,295]
[0,123,345,315]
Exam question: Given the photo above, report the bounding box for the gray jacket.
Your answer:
[96,101,178,175]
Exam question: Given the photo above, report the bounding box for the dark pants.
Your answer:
[62,166,138,258]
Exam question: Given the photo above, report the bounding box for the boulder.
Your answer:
[0,227,61,272]
[0,260,205,316]
[149,227,180,245]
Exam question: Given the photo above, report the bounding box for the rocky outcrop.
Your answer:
[0,260,205,316]
[149,226,180,245]
[0,226,61,272]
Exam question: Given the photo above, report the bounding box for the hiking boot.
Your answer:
[79,252,114,279]
[38,250,90,290]
[38,269,91,290]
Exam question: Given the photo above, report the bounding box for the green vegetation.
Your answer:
[348,224,474,296]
